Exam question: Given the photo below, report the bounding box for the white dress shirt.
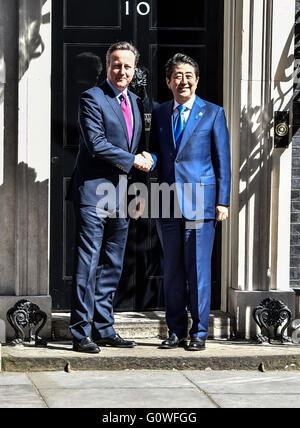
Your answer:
[106,78,134,126]
[172,94,196,126]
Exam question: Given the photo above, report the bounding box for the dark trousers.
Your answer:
[157,218,216,341]
[70,204,129,341]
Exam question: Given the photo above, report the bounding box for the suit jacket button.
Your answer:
[175,160,179,164]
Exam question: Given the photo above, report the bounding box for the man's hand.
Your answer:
[142,151,154,163]
[216,205,229,222]
[134,152,154,172]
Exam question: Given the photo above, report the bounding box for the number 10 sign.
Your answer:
[125,1,151,16]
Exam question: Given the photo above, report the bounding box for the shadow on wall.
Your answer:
[274,26,294,111]
[238,25,294,291]
[19,0,49,79]
[0,1,49,294]
[0,162,48,296]
[0,0,49,105]
[293,8,300,136]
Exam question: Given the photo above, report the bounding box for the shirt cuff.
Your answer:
[151,154,157,171]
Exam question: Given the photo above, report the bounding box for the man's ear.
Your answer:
[166,77,171,89]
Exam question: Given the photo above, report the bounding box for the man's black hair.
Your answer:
[165,53,200,80]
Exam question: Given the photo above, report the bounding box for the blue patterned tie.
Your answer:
[174,105,187,150]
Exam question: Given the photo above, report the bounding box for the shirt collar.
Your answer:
[173,94,196,112]
[106,78,129,99]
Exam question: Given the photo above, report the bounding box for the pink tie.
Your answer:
[120,94,133,145]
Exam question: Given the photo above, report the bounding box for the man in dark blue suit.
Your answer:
[68,42,153,353]
[150,53,231,351]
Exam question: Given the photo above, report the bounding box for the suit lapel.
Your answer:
[102,82,130,147]
[177,96,206,154]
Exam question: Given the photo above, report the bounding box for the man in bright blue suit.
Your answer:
[67,42,154,353]
[150,53,231,351]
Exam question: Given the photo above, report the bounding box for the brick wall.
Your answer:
[291,0,300,290]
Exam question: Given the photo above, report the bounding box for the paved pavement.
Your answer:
[2,337,300,409]
[1,369,300,408]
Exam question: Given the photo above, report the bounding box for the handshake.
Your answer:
[134,151,154,172]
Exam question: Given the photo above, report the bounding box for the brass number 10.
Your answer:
[125,1,151,16]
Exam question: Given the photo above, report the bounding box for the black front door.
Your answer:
[50,0,224,311]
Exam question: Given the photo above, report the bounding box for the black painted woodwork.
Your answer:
[50,0,224,311]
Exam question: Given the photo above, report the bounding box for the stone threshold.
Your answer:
[2,338,300,372]
[4,311,300,373]
[51,310,234,341]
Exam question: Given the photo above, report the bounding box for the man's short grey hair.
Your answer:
[106,41,140,66]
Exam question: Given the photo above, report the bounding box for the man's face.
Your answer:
[107,50,136,92]
[166,63,199,104]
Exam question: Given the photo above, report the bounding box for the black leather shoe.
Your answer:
[96,334,136,348]
[186,337,206,351]
[73,337,100,354]
[159,336,187,349]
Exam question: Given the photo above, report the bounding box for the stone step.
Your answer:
[51,311,234,341]
[3,337,300,372]
[4,312,300,373]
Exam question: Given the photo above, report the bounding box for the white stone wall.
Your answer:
[0,0,19,295]
[16,0,51,297]
[224,0,295,337]
[0,0,52,338]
